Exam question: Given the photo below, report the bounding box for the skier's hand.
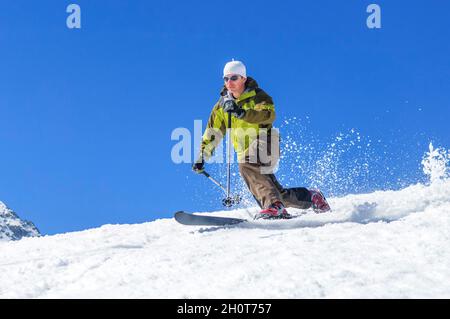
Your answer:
[192,159,205,174]
[223,99,246,119]
[223,98,238,113]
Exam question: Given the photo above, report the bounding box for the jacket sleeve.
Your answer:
[198,103,227,161]
[241,100,276,125]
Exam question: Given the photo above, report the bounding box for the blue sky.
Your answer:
[0,1,449,235]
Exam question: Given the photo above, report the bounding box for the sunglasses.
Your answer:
[223,75,241,82]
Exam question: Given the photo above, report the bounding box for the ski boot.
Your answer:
[255,201,291,220]
[309,189,331,213]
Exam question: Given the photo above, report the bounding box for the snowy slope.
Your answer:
[0,145,449,298]
[0,202,40,241]
[0,179,449,298]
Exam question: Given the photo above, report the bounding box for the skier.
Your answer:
[192,60,331,219]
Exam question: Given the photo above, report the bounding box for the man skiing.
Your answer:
[192,60,330,219]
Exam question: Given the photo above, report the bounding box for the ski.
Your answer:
[174,211,308,226]
[174,211,247,226]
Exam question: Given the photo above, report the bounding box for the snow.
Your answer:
[0,144,449,298]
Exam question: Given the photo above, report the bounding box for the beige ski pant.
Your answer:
[238,130,312,209]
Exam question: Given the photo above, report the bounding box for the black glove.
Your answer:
[223,98,246,119]
[223,98,238,113]
[192,158,205,174]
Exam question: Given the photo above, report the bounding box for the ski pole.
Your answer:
[226,110,232,203]
[200,170,242,207]
[200,171,227,193]
[198,110,241,207]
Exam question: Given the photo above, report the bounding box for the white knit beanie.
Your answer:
[223,60,247,78]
